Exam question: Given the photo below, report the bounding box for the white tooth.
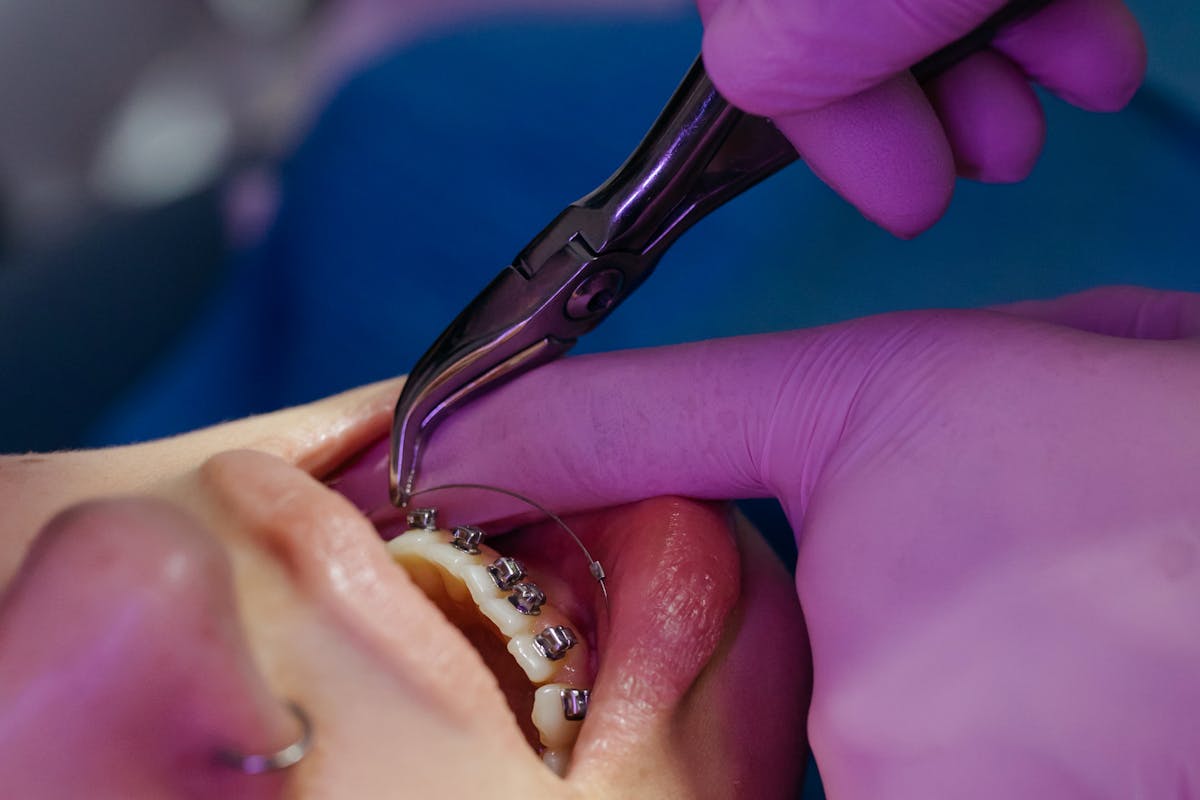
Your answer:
[389,529,439,556]
[532,684,584,749]
[387,526,590,774]
[395,555,441,597]
[478,596,531,637]
[389,528,482,572]
[542,748,570,777]
[462,563,500,599]
[507,634,557,683]
[441,569,471,603]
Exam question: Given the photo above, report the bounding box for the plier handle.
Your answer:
[390,58,793,505]
[389,0,1051,506]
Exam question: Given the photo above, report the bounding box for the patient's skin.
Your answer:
[0,380,810,798]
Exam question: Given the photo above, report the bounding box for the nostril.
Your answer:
[0,497,298,798]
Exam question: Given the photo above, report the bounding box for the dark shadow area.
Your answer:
[738,497,826,799]
[0,186,226,452]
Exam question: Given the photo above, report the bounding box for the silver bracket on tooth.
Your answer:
[533,625,577,661]
[450,525,485,554]
[488,556,527,590]
[560,688,589,721]
[507,582,546,615]
[406,507,438,530]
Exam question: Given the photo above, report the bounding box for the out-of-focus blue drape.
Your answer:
[90,7,1200,443]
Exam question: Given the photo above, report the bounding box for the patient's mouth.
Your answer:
[384,516,594,773]
[330,438,744,780]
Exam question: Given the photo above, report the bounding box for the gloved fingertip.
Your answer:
[776,74,955,239]
[925,51,1046,185]
[693,0,725,25]
[994,0,1146,113]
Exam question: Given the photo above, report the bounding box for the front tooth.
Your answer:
[440,569,471,603]
[542,748,570,777]
[478,595,530,637]
[507,634,557,683]
[533,684,586,748]
[462,563,500,599]
[386,525,592,773]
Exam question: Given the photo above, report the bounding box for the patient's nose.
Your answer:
[0,498,294,799]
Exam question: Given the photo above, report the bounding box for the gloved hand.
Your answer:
[340,286,1200,797]
[695,0,1146,237]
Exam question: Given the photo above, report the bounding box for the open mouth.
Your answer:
[333,446,744,779]
[383,513,597,773]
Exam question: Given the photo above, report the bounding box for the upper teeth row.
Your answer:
[391,507,591,773]
[393,506,585,676]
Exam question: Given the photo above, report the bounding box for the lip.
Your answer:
[332,437,745,754]
[556,499,742,760]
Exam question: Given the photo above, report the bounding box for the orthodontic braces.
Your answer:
[560,687,589,721]
[488,556,527,590]
[533,625,577,661]
[400,482,611,615]
[450,525,485,554]
[400,507,590,724]
[508,582,547,615]
[406,507,438,530]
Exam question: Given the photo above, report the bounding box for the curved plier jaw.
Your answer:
[388,212,639,506]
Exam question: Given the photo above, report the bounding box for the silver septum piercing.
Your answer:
[400,483,611,616]
[218,701,313,775]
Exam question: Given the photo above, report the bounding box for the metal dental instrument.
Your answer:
[402,483,612,614]
[389,0,1052,506]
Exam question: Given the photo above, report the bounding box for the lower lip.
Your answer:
[566,499,742,712]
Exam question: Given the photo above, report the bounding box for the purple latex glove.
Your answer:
[340,286,1200,797]
[694,0,1146,236]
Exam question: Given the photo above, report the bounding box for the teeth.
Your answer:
[387,525,592,773]
[506,634,558,683]
[533,685,588,777]
[532,683,589,775]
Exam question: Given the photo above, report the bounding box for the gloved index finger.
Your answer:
[335,326,879,530]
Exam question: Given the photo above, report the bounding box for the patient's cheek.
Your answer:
[0,500,288,800]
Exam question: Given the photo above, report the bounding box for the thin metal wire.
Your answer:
[407,482,610,616]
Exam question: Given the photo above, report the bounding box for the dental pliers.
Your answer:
[389,0,1051,507]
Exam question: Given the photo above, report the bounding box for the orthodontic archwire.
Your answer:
[384,482,610,618]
